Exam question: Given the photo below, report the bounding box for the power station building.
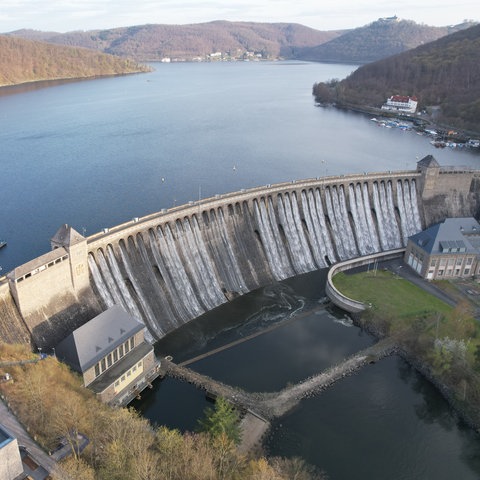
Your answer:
[404,217,480,280]
[55,305,160,406]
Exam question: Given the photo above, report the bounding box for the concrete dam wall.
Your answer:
[86,172,422,342]
[2,160,479,349]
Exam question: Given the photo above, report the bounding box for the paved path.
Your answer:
[237,412,270,455]
[0,398,58,475]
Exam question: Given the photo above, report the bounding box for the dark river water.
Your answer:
[1,61,480,478]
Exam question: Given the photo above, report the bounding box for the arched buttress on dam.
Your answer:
[3,160,479,348]
[86,176,423,342]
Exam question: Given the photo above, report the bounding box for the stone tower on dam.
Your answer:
[1,157,479,349]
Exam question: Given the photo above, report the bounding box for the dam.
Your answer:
[1,157,479,348]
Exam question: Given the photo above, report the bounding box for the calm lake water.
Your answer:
[2,61,480,478]
[1,61,478,272]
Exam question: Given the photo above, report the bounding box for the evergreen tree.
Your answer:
[197,397,241,445]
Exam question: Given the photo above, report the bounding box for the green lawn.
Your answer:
[333,270,452,319]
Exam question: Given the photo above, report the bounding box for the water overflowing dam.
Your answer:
[2,160,479,348]
[85,173,422,341]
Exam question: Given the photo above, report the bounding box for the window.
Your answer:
[455,268,460,276]
[101,358,106,372]
[115,380,119,387]
[130,337,135,350]
[121,375,125,382]
[113,349,118,362]
[119,345,124,358]
[107,353,112,368]
[127,370,131,377]
[465,269,470,275]
[456,258,463,265]
[133,365,137,372]
[440,258,447,266]
[466,257,473,265]
[124,341,130,354]
[95,364,100,377]
[430,259,436,267]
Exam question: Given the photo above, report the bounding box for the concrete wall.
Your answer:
[2,164,479,348]
[0,281,30,344]
[325,249,406,313]
[418,166,480,226]
[86,170,421,252]
[0,428,23,480]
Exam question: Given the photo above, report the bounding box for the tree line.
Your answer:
[0,35,150,87]
[0,343,326,480]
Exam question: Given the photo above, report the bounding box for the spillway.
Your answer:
[87,176,422,340]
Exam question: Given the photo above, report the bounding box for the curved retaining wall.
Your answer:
[326,248,406,313]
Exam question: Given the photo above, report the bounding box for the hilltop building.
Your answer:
[382,95,418,113]
[55,305,160,406]
[404,217,480,280]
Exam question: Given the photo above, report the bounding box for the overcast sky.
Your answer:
[0,0,477,33]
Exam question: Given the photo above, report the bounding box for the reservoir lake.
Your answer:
[1,61,480,478]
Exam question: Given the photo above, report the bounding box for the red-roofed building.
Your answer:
[382,95,418,113]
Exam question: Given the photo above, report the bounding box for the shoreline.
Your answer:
[0,69,151,96]
[354,317,480,433]
[316,101,480,141]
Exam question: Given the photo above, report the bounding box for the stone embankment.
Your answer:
[163,337,396,420]
[261,337,397,418]
[161,337,398,452]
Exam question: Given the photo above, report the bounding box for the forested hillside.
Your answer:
[313,24,480,133]
[0,35,150,87]
[298,17,475,63]
[8,21,341,61]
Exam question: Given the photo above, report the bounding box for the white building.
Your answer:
[381,95,418,113]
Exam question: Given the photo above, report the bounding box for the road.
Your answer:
[0,398,58,475]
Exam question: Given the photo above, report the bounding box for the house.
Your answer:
[404,217,480,280]
[381,95,418,114]
[0,424,23,480]
[55,305,160,406]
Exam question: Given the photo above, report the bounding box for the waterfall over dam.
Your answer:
[86,173,422,341]
[3,160,479,348]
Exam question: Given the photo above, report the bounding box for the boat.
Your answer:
[0,241,6,249]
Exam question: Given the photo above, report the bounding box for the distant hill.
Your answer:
[7,21,342,61]
[297,17,475,64]
[312,24,480,134]
[0,35,151,87]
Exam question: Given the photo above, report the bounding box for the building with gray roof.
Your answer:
[55,305,160,405]
[404,217,480,280]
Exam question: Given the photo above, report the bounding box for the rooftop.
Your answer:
[409,217,480,255]
[55,305,144,373]
[51,224,85,248]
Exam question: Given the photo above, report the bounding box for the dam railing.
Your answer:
[86,170,421,250]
